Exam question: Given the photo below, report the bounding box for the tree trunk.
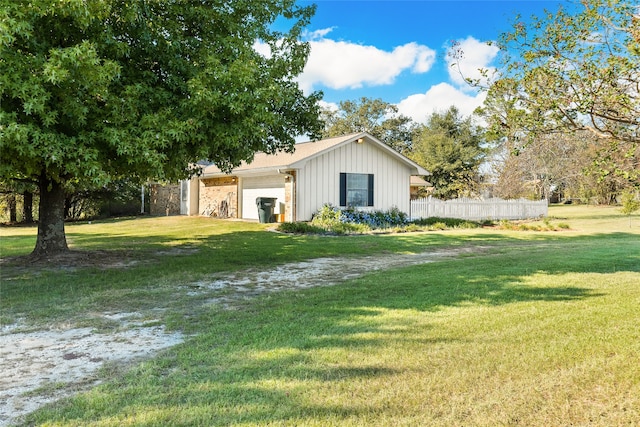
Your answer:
[7,193,17,222]
[32,176,68,257]
[23,190,34,223]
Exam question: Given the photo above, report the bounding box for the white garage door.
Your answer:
[241,175,286,220]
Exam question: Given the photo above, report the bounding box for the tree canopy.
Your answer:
[321,97,416,154]
[489,131,613,202]
[0,0,323,256]
[410,107,486,199]
[477,0,639,188]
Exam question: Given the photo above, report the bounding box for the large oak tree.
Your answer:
[0,0,323,257]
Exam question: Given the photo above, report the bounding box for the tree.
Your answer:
[490,131,612,202]
[22,190,33,223]
[620,190,639,227]
[321,97,417,154]
[410,107,486,199]
[0,0,323,257]
[477,0,639,189]
[0,179,36,223]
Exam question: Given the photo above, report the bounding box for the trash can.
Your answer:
[256,197,277,223]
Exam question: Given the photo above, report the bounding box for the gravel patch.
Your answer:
[0,314,183,427]
[186,250,459,307]
[1,248,470,426]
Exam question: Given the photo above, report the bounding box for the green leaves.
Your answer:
[1,0,322,186]
[2,0,322,254]
[479,0,639,195]
[410,107,486,199]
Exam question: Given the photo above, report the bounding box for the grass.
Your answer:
[1,205,639,426]
[1,216,464,329]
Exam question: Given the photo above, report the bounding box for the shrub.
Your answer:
[338,206,408,229]
[402,224,422,233]
[277,222,326,234]
[498,219,512,229]
[292,207,495,235]
[308,204,408,234]
[412,217,481,229]
[497,219,572,231]
[331,221,370,235]
[310,204,343,229]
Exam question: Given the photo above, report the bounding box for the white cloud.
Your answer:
[252,40,271,58]
[318,99,339,112]
[303,27,336,40]
[446,36,499,90]
[396,83,487,123]
[297,28,436,93]
[394,37,497,123]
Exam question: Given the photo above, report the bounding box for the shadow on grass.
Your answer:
[24,229,640,426]
[5,215,637,424]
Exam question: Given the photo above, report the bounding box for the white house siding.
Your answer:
[296,140,412,221]
[240,175,286,220]
[179,178,200,216]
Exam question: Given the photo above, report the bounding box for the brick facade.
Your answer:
[149,184,180,216]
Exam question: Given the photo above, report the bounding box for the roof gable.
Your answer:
[200,132,428,177]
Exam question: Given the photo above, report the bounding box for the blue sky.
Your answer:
[284,0,568,123]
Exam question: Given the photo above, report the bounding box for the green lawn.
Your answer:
[1,205,639,426]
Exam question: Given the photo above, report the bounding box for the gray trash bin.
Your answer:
[256,197,277,223]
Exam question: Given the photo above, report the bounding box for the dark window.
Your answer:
[340,173,374,207]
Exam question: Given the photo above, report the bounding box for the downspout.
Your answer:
[278,169,295,222]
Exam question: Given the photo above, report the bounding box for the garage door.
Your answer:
[241,175,286,220]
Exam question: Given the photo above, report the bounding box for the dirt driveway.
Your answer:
[1,248,470,426]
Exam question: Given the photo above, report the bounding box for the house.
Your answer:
[150,132,429,221]
[410,176,432,200]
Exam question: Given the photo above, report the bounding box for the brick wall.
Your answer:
[150,184,180,216]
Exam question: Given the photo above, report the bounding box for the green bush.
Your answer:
[308,204,407,234]
[310,204,343,229]
[402,224,422,233]
[412,217,481,229]
[287,207,492,235]
[277,222,326,234]
[497,218,571,231]
[331,221,370,235]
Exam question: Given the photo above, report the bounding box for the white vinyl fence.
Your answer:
[410,197,548,221]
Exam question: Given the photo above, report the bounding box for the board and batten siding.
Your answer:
[296,140,411,220]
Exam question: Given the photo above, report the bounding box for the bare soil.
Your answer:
[1,247,472,426]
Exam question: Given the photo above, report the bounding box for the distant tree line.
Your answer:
[1,179,144,223]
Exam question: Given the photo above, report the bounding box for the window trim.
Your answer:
[339,173,374,207]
